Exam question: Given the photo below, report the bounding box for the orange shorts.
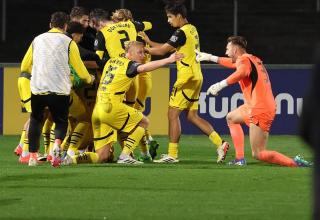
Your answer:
[238,104,275,132]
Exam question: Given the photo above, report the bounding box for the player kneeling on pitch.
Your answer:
[63,41,183,165]
[195,36,312,167]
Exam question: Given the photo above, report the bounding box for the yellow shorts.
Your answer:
[92,98,143,150]
[169,79,203,110]
[18,75,31,113]
[92,118,117,151]
[124,78,138,106]
[95,100,143,132]
[69,90,90,122]
[134,72,152,112]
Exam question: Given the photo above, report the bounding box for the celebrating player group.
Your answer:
[14,1,312,167]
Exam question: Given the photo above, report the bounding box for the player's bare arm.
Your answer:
[137,52,183,73]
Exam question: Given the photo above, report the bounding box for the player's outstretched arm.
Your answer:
[137,52,184,73]
[206,59,250,96]
[139,31,163,48]
[69,41,94,85]
[195,49,218,62]
[195,49,236,69]
[140,32,175,55]
[145,43,175,56]
[206,80,228,96]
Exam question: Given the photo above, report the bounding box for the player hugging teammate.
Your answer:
[15,2,312,168]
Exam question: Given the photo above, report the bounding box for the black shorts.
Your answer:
[30,93,70,123]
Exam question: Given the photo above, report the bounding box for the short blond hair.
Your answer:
[111,9,133,22]
[124,41,144,53]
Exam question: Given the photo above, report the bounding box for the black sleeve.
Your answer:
[132,21,145,32]
[94,31,110,70]
[94,31,106,51]
[166,29,186,48]
[126,61,141,78]
[78,45,100,61]
[78,27,97,51]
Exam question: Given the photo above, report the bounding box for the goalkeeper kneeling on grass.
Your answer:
[195,35,312,167]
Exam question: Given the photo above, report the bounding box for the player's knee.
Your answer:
[226,113,234,124]
[186,112,197,123]
[167,108,179,121]
[139,116,149,128]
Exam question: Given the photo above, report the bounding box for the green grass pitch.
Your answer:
[0,135,313,220]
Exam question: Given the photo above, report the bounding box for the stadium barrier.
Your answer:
[0,63,312,135]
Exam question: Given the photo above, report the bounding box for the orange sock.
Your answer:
[228,123,244,159]
[257,150,297,167]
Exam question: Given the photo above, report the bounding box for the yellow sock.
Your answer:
[168,143,178,158]
[19,130,26,146]
[145,129,153,141]
[42,132,50,154]
[61,122,72,151]
[139,134,149,155]
[72,152,99,164]
[42,119,53,154]
[61,134,71,151]
[69,122,90,151]
[209,131,223,148]
[42,118,54,133]
[23,139,29,151]
[48,124,56,155]
[122,126,145,156]
[21,137,29,157]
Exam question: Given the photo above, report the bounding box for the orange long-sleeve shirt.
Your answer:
[218,54,276,114]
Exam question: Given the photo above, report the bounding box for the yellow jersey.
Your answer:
[97,57,141,103]
[95,21,152,59]
[167,24,203,84]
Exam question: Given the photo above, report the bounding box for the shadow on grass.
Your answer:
[0,198,22,207]
[59,160,270,170]
[72,161,223,170]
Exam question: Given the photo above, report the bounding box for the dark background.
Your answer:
[0,0,319,63]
